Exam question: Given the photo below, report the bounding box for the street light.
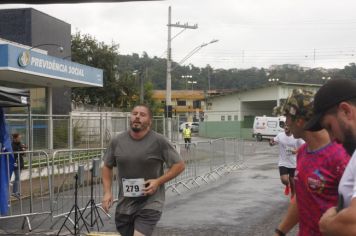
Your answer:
[19,43,64,67]
[268,78,279,82]
[133,70,144,103]
[181,75,192,89]
[177,39,219,66]
[187,80,197,91]
[166,39,218,140]
[28,43,64,53]
[62,55,72,60]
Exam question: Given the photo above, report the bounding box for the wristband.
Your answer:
[275,228,286,236]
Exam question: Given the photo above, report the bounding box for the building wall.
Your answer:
[0,8,31,45]
[199,121,253,139]
[239,86,278,101]
[241,100,277,118]
[30,8,71,58]
[206,84,321,122]
[201,83,321,138]
[206,94,240,121]
[0,8,72,114]
[152,90,206,122]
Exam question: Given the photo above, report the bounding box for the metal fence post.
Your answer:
[100,113,104,149]
[163,116,166,137]
[69,113,73,151]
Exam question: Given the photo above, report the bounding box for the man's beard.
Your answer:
[131,127,141,132]
[131,121,149,133]
[342,129,356,156]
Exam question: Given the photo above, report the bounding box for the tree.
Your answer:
[71,32,159,111]
[71,32,123,108]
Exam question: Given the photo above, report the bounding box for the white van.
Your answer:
[252,116,286,141]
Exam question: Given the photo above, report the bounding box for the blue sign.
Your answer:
[0,44,103,87]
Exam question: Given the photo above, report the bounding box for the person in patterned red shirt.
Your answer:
[273,89,350,236]
[304,79,356,236]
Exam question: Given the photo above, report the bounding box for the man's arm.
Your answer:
[269,138,276,146]
[144,161,185,196]
[273,199,299,236]
[102,164,114,213]
[270,134,279,146]
[319,198,356,236]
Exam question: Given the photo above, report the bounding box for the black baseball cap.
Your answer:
[305,78,356,131]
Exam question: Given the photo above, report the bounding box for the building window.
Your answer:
[221,115,225,121]
[193,100,201,109]
[6,88,48,114]
[267,121,277,128]
[177,100,186,106]
[227,115,232,121]
[234,115,238,121]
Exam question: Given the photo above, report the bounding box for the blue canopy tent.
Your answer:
[0,86,30,215]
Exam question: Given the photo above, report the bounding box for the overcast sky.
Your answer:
[2,0,356,70]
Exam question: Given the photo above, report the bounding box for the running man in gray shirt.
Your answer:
[102,104,185,236]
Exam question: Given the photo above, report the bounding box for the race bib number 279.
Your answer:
[122,178,145,197]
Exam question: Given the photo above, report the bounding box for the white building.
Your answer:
[205,82,321,122]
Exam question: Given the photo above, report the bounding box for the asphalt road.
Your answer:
[152,141,297,236]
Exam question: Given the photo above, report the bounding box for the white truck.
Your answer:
[252,116,286,141]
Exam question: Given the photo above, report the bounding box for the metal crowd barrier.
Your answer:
[50,148,112,222]
[0,137,253,232]
[0,150,51,231]
[166,138,249,195]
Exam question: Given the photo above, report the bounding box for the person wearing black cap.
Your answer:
[273,89,350,236]
[305,78,356,236]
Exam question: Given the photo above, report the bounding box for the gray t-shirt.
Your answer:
[104,130,182,214]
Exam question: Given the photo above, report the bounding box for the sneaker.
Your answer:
[284,185,290,196]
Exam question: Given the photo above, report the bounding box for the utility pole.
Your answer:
[166,6,197,141]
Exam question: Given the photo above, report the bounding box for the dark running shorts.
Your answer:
[184,138,191,143]
[279,166,296,177]
[115,209,162,236]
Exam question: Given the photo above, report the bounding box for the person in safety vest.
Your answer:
[182,123,192,150]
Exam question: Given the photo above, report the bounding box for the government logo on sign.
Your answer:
[18,51,31,67]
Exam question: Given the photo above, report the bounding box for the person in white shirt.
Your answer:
[270,125,305,197]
